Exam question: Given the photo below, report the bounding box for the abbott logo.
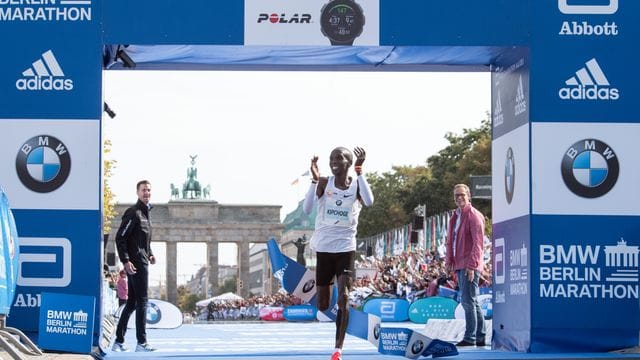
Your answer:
[16,50,73,91]
[558,0,618,14]
[18,237,72,287]
[559,58,619,100]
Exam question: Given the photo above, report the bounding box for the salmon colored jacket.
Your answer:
[445,204,485,272]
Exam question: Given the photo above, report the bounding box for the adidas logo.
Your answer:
[16,50,73,91]
[514,75,526,116]
[558,58,619,101]
[493,89,504,127]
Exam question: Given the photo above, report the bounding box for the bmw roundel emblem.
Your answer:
[411,339,425,355]
[504,147,515,204]
[561,139,618,198]
[303,279,316,293]
[146,302,162,325]
[16,135,71,193]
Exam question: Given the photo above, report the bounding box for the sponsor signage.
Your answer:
[529,215,640,351]
[0,0,93,22]
[362,298,409,322]
[492,123,529,224]
[38,292,95,353]
[244,0,379,46]
[532,122,640,215]
[117,298,183,329]
[492,216,531,350]
[0,120,99,211]
[407,297,458,323]
[283,304,317,321]
[492,50,530,139]
[0,188,19,314]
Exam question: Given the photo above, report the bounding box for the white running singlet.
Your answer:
[310,176,361,253]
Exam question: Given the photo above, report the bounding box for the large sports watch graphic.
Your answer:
[320,0,365,46]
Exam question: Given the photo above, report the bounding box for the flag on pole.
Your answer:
[291,170,310,186]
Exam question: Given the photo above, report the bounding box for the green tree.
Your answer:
[177,285,202,313]
[219,276,238,294]
[103,139,117,234]
[358,113,491,237]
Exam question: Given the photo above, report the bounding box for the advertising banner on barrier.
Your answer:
[283,304,317,321]
[408,297,458,323]
[0,188,20,314]
[362,298,409,322]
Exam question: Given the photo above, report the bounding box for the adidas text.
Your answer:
[558,86,619,100]
[559,21,618,36]
[16,77,73,91]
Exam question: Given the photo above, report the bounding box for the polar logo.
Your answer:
[18,237,72,287]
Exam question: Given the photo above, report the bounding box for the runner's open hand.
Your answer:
[354,147,366,166]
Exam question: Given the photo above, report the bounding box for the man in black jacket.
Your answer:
[112,180,156,352]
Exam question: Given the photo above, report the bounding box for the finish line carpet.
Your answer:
[102,322,640,360]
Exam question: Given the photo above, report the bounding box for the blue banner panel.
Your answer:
[0,188,20,314]
[283,304,317,322]
[531,214,640,352]
[492,215,531,352]
[0,23,102,119]
[492,48,529,140]
[103,0,244,45]
[7,210,101,337]
[379,0,529,46]
[362,298,409,322]
[38,292,95,353]
[530,0,639,122]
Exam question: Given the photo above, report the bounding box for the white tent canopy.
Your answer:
[196,292,244,307]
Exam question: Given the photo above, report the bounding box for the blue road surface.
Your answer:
[104,322,640,360]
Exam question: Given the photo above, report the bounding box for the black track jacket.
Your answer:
[116,200,154,266]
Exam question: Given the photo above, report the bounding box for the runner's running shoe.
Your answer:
[331,351,342,360]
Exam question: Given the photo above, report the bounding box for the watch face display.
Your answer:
[321,1,364,44]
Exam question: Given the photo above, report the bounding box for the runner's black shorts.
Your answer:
[315,251,355,286]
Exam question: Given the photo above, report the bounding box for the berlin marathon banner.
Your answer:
[0,0,92,22]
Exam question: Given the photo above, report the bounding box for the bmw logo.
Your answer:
[373,323,381,340]
[146,302,162,325]
[16,135,71,193]
[336,199,343,206]
[504,147,515,204]
[561,139,619,198]
[411,339,425,355]
[303,279,316,293]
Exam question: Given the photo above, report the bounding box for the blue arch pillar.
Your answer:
[492,0,640,352]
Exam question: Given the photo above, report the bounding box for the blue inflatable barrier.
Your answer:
[0,187,20,315]
[283,304,317,322]
[362,298,410,322]
[408,297,459,323]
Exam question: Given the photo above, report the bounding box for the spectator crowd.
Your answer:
[196,244,492,321]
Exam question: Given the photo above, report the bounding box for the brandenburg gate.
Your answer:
[107,157,283,303]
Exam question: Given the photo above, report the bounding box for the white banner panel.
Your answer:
[244,0,379,46]
[0,120,99,210]
[492,123,530,223]
[532,122,640,215]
